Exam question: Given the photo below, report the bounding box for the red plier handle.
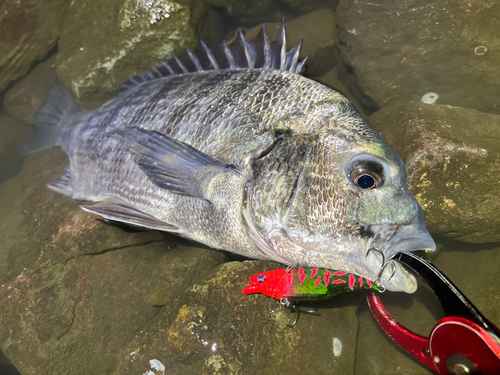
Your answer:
[367,252,500,374]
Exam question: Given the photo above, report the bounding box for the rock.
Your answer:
[369,101,500,243]
[241,9,339,77]
[115,261,360,374]
[146,245,227,306]
[0,114,30,185]
[3,55,58,125]
[204,0,273,18]
[0,0,69,92]
[432,242,500,327]
[336,0,500,115]
[282,0,338,13]
[0,147,178,374]
[56,0,222,110]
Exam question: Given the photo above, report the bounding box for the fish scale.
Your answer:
[25,21,435,293]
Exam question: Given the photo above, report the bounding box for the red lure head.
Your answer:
[242,269,291,299]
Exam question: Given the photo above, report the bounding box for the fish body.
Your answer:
[242,268,379,301]
[26,23,435,293]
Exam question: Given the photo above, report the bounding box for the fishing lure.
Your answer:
[242,267,380,301]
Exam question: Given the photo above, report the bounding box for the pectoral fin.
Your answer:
[81,197,182,233]
[109,127,236,201]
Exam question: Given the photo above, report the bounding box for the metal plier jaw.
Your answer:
[367,252,500,375]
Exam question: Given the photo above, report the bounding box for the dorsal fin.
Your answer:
[119,19,310,94]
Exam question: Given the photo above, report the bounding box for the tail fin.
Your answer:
[23,78,81,155]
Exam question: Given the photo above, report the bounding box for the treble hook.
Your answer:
[367,248,396,290]
[376,260,397,285]
[280,298,320,328]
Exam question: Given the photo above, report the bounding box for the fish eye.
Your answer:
[350,162,384,190]
[257,274,266,283]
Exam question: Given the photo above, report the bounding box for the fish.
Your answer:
[242,267,380,301]
[24,21,436,293]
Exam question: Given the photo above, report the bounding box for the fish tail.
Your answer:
[23,77,81,155]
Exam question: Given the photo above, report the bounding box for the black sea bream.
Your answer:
[25,22,435,292]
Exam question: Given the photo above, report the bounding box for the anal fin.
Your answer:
[80,197,182,233]
[47,166,73,197]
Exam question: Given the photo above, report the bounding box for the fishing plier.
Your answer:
[367,251,500,374]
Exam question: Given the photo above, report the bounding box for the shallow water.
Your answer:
[1,0,499,374]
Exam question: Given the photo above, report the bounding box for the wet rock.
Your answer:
[242,9,338,77]
[205,0,272,18]
[0,0,69,92]
[116,261,360,374]
[0,115,26,156]
[57,0,222,110]
[3,55,58,125]
[432,242,500,326]
[369,101,500,243]
[336,0,500,115]
[146,245,227,306]
[0,147,178,374]
[282,0,338,13]
[0,114,30,185]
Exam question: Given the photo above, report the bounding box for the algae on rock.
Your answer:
[56,0,222,110]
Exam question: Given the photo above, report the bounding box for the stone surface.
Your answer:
[56,0,222,110]
[115,260,360,375]
[282,0,338,13]
[369,102,500,243]
[0,0,69,92]
[242,9,338,77]
[0,147,177,374]
[3,55,58,125]
[146,245,227,306]
[204,0,272,18]
[0,113,30,186]
[336,0,500,115]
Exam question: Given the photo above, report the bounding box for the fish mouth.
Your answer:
[364,224,436,293]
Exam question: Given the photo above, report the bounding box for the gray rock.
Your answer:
[0,147,177,374]
[241,9,339,77]
[369,101,500,243]
[336,0,500,115]
[0,0,69,92]
[115,261,361,375]
[146,245,227,306]
[3,55,58,125]
[56,0,222,110]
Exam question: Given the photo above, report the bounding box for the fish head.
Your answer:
[247,99,435,293]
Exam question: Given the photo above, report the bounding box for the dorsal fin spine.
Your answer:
[118,20,310,94]
[201,40,219,70]
[238,29,254,69]
[186,47,203,71]
[172,53,189,73]
[223,40,236,69]
[262,25,272,69]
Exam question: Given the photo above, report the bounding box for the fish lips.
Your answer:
[366,224,436,293]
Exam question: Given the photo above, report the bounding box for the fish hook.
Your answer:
[376,260,397,286]
[367,248,396,290]
[366,247,385,269]
[280,298,320,328]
